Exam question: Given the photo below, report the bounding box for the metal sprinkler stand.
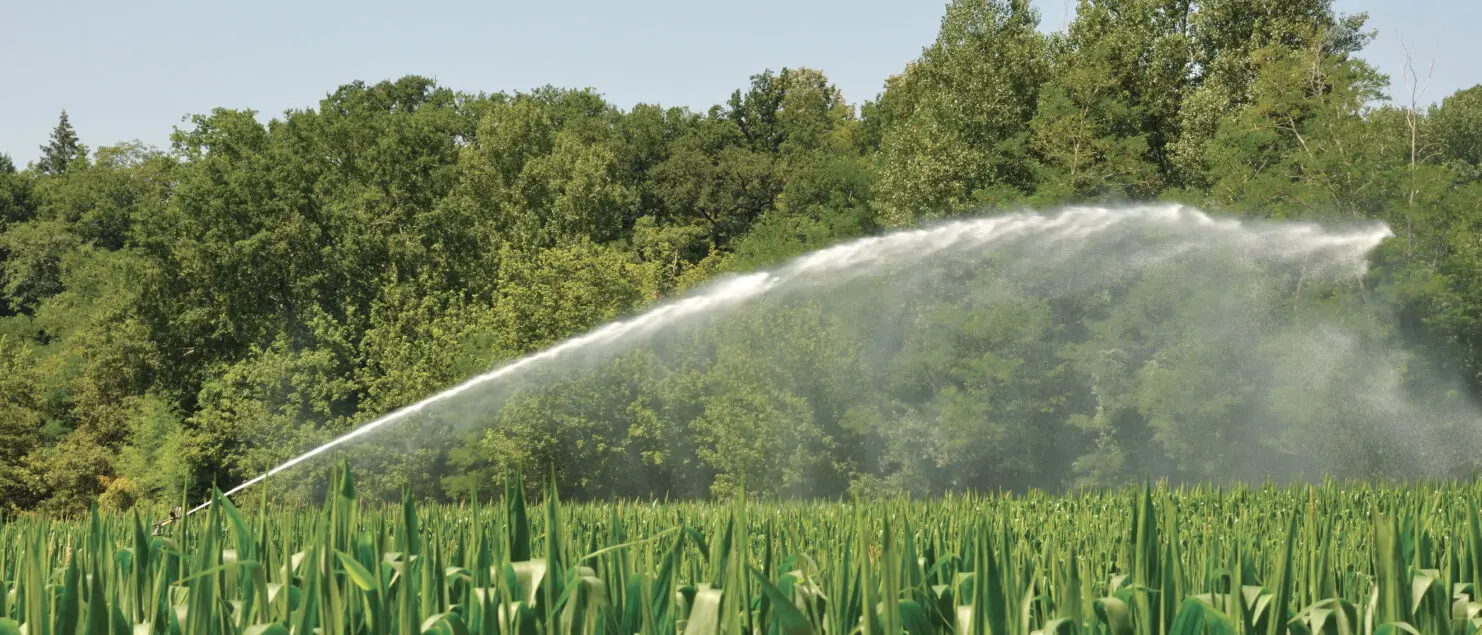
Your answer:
[150,506,183,535]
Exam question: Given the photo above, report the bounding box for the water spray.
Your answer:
[186,204,1393,514]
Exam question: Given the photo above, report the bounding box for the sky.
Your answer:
[1,0,1477,164]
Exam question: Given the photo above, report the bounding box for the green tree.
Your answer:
[33,142,173,250]
[1028,0,1193,200]
[110,395,189,510]
[1199,35,1389,219]
[0,153,33,228]
[1428,85,1482,180]
[649,116,779,248]
[0,335,44,510]
[871,0,1049,225]
[10,0,1482,511]
[1168,0,1371,186]
[184,314,359,498]
[486,241,653,356]
[0,154,38,315]
[35,110,84,175]
[0,219,79,313]
[873,0,1048,226]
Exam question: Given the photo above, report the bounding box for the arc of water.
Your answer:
[188,272,780,514]
[187,205,1392,514]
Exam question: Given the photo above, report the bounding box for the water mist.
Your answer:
[191,204,1481,512]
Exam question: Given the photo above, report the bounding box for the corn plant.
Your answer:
[4,468,1482,635]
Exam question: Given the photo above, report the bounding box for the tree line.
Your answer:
[4,0,1482,513]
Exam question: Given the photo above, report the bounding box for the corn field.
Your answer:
[3,468,1482,635]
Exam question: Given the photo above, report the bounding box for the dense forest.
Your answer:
[4,0,1482,514]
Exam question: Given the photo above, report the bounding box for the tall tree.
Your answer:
[1198,33,1388,219]
[1167,0,1371,187]
[872,0,1048,227]
[36,110,83,175]
[1028,0,1194,201]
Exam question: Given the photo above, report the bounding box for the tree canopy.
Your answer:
[4,0,1482,513]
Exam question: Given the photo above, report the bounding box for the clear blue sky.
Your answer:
[2,0,1477,164]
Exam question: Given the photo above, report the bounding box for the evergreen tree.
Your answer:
[35,110,82,175]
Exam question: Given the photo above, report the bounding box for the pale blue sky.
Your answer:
[1,0,1477,164]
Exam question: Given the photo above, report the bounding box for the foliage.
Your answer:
[34,110,84,176]
[2,0,1481,510]
[3,467,1482,635]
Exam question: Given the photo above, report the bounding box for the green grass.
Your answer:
[3,467,1481,635]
